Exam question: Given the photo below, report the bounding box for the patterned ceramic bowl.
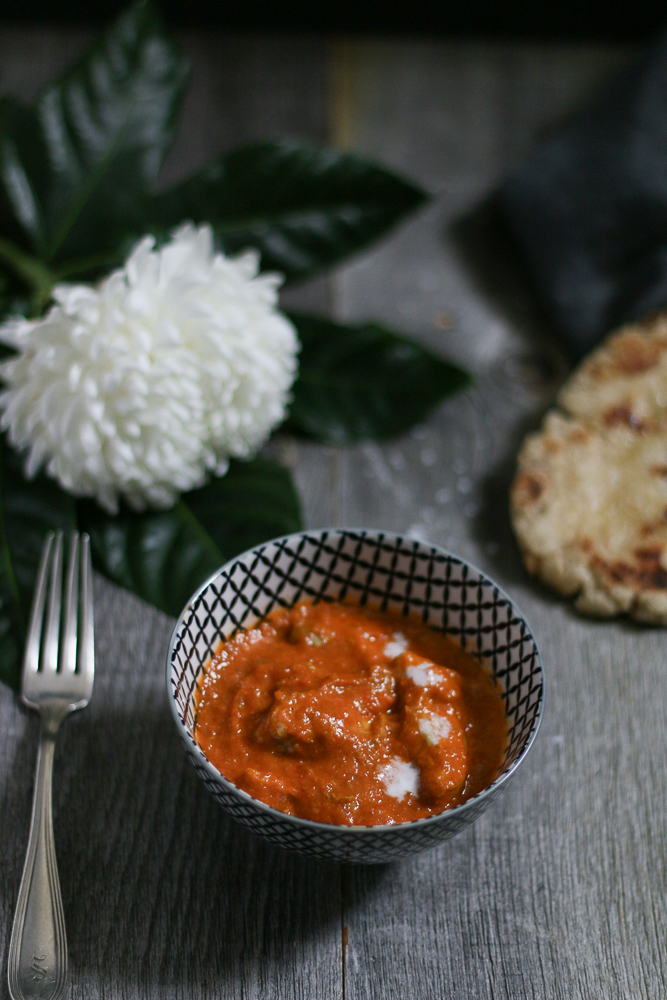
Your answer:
[167,529,544,864]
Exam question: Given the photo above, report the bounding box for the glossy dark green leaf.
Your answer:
[78,457,303,619]
[286,312,472,444]
[0,256,27,328]
[0,0,188,271]
[149,141,428,282]
[0,97,50,254]
[0,438,76,691]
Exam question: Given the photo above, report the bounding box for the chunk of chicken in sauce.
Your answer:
[195,602,507,826]
[394,651,468,804]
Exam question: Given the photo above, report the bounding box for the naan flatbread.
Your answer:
[511,312,667,623]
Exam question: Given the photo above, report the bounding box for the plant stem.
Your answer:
[0,237,56,314]
[54,249,123,280]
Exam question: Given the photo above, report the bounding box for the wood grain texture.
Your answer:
[1,27,664,1000]
[0,28,341,1000]
[328,39,667,1000]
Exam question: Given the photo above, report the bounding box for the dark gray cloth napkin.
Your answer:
[500,34,667,359]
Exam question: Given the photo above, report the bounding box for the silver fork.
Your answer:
[8,531,94,1000]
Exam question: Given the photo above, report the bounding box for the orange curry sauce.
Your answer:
[194,601,507,826]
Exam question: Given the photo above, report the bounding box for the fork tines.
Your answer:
[23,531,94,679]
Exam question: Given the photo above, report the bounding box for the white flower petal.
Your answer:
[0,224,298,510]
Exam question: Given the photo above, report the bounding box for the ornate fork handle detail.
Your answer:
[8,532,94,1000]
[8,707,70,1000]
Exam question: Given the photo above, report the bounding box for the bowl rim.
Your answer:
[166,527,545,835]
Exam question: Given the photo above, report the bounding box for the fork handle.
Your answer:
[8,721,67,1000]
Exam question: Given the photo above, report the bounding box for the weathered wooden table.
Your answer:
[1,27,665,1000]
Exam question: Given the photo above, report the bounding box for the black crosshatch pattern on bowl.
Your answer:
[168,530,544,863]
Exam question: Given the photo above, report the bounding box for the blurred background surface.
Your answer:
[1,6,666,1000]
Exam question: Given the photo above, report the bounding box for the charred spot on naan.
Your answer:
[511,470,548,507]
[591,547,667,591]
[567,425,591,444]
[583,325,667,382]
[608,331,664,376]
[603,403,647,431]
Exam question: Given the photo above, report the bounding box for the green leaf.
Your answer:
[149,140,428,282]
[78,457,303,619]
[0,97,51,254]
[0,256,28,327]
[0,438,76,691]
[0,0,188,270]
[286,312,472,444]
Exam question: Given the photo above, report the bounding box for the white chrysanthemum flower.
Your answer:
[0,223,299,513]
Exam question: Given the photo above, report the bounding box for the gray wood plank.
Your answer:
[0,26,329,180]
[0,28,342,1000]
[1,579,343,1000]
[1,26,662,1000]
[160,31,329,185]
[0,26,94,98]
[327,39,667,1000]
